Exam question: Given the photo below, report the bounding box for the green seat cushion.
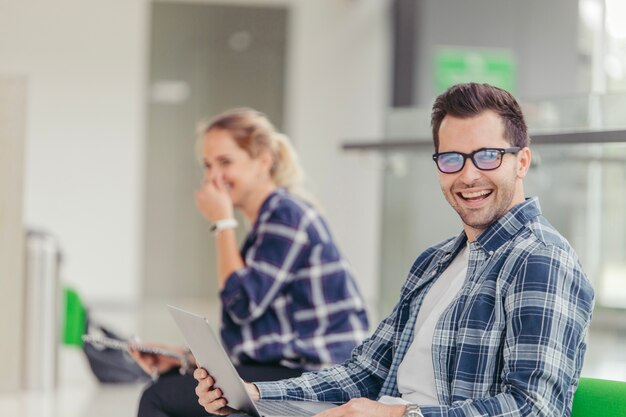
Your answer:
[571,377,626,417]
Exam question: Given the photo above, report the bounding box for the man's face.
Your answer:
[437,110,530,241]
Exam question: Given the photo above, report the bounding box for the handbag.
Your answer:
[82,316,150,384]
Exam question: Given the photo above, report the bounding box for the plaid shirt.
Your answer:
[220,188,369,371]
[256,198,595,417]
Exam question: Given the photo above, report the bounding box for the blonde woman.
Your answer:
[134,108,369,417]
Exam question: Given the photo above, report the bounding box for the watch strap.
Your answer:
[210,218,238,234]
[403,404,424,417]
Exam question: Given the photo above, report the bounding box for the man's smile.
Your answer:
[455,188,494,205]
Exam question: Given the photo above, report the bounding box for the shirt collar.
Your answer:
[473,197,542,254]
[248,187,285,230]
[439,197,542,259]
[258,187,285,214]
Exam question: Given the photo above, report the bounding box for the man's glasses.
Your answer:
[432,147,521,174]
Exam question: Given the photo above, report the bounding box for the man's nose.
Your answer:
[457,157,483,184]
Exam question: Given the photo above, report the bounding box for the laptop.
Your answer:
[167,305,338,417]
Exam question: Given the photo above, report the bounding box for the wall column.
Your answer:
[0,77,27,392]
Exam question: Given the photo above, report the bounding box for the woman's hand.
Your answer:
[128,342,187,377]
[195,176,234,223]
[194,367,258,415]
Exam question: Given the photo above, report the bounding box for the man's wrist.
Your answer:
[246,382,261,400]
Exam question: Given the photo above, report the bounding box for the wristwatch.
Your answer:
[403,404,424,417]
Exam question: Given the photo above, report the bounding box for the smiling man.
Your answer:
[433,96,530,241]
[195,83,595,417]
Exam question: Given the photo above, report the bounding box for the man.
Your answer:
[194,83,595,417]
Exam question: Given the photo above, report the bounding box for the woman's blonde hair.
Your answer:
[198,108,309,198]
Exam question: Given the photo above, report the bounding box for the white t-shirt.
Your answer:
[379,243,469,406]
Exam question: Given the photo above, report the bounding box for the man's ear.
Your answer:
[517,147,532,179]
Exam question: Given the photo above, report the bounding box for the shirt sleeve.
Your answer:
[220,207,310,325]
[420,244,594,417]
[255,303,400,402]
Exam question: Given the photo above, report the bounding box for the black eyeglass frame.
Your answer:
[432,147,521,173]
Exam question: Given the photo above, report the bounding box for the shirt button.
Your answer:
[431,270,437,276]
[488,250,494,256]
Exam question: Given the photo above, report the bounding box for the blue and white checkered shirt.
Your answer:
[256,198,595,416]
[220,188,369,371]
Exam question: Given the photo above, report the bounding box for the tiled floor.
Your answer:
[1,300,625,417]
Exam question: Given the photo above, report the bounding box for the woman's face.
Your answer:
[202,128,272,209]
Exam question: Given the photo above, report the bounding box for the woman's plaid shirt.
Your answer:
[256,198,595,417]
[220,188,369,371]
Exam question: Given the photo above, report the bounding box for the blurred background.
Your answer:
[1,0,625,416]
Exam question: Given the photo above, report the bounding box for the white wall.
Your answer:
[0,0,389,310]
[0,0,148,304]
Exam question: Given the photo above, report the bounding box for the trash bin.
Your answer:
[22,229,62,390]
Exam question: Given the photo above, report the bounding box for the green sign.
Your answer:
[434,47,517,94]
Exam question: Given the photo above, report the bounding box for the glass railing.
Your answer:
[522,93,626,134]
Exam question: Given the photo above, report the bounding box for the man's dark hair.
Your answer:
[431,83,530,151]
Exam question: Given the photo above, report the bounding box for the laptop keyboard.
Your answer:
[256,400,316,416]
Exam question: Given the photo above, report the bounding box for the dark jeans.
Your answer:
[136,364,304,417]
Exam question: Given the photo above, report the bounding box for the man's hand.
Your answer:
[194,367,402,417]
[314,398,406,417]
[194,367,259,415]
